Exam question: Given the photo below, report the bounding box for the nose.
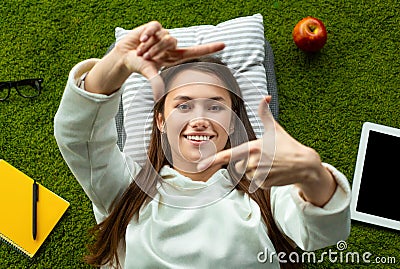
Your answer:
[188,118,210,129]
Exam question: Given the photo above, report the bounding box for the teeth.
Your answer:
[186,135,211,141]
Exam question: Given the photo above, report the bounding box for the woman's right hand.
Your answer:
[114,21,176,79]
[84,21,224,96]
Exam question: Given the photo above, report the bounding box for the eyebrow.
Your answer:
[173,95,227,102]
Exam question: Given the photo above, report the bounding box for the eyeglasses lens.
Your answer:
[17,81,40,98]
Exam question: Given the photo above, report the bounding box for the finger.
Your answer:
[140,30,173,58]
[144,35,178,60]
[248,162,274,193]
[163,42,225,66]
[259,96,291,139]
[139,21,163,43]
[197,141,253,171]
[136,29,168,56]
[236,152,271,193]
[136,22,164,55]
[234,159,247,175]
[258,96,275,131]
[234,154,258,178]
[181,42,225,60]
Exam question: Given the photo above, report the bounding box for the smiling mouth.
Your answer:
[184,135,214,142]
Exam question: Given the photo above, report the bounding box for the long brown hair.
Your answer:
[85,57,300,268]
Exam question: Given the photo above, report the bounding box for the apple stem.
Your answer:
[308,25,317,33]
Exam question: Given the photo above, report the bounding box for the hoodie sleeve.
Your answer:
[270,163,351,251]
[54,59,141,221]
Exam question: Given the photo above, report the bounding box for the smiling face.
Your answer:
[156,69,233,176]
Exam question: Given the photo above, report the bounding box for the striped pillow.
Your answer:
[115,14,268,165]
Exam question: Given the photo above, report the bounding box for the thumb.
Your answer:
[140,63,159,81]
[141,65,166,102]
[149,74,165,102]
[258,95,275,131]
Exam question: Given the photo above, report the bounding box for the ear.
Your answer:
[156,112,165,133]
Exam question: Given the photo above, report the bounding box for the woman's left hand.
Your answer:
[198,96,337,207]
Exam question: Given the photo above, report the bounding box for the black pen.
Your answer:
[32,180,38,240]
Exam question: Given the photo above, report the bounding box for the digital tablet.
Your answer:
[350,122,400,231]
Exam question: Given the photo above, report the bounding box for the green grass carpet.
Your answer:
[1,0,399,268]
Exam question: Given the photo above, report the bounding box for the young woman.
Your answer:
[54,21,351,268]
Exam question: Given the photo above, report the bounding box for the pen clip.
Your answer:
[33,180,39,201]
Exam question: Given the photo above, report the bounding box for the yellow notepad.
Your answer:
[0,160,69,258]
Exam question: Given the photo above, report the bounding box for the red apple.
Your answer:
[293,16,327,52]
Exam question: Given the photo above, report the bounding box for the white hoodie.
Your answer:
[54,60,351,268]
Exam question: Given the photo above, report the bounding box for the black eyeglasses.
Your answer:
[0,78,43,101]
